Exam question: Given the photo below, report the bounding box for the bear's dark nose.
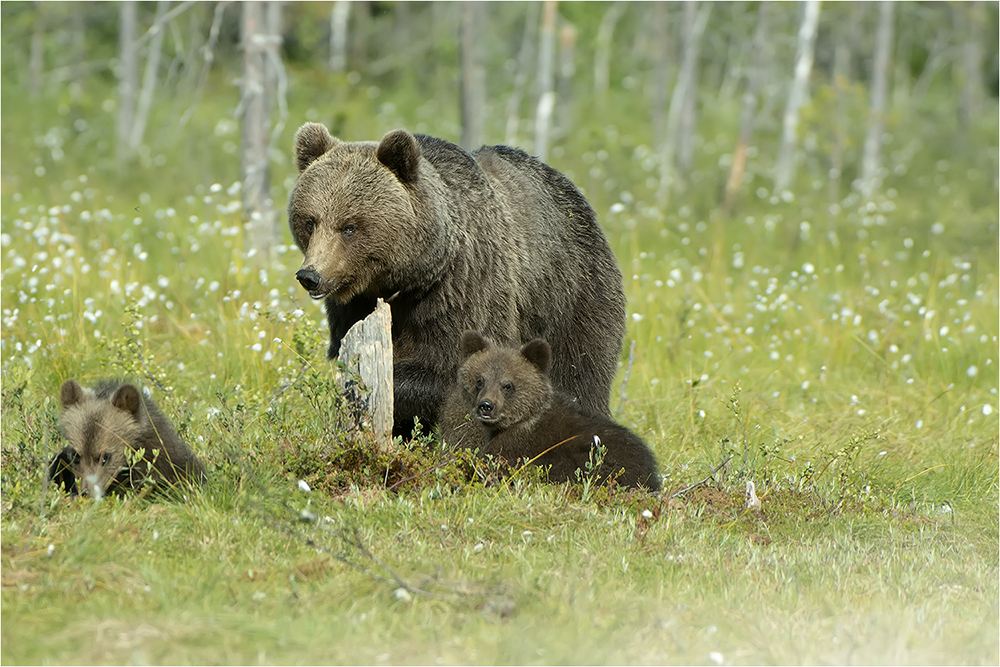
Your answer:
[296,268,321,292]
[476,398,496,420]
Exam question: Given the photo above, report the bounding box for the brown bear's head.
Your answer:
[455,331,554,435]
[288,124,431,303]
[58,379,144,498]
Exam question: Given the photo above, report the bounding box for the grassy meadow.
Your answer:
[2,18,999,666]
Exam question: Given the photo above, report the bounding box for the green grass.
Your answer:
[2,37,999,666]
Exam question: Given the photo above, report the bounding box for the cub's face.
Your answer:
[59,380,143,498]
[288,124,424,303]
[455,332,553,434]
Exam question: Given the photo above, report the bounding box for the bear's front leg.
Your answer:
[324,294,378,359]
[392,359,451,438]
[46,447,79,496]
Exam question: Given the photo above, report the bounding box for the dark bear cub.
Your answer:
[47,379,206,498]
[441,332,661,491]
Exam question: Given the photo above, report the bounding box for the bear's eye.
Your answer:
[501,381,515,395]
[304,219,315,236]
[475,377,484,391]
[341,224,356,238]
[101,452,112,466]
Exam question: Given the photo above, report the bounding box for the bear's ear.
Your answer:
[111,384,143,418]
[520,338,552,375]
[459,331,490,359]
[294,123,339,172]
[60,379,86,408]
[376,129,421,183]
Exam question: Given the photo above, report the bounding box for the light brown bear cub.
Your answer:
[441,332,661,491]
[47,379,205,498]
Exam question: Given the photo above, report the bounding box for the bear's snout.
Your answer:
[296,268,322,293]
[475,398,497,423]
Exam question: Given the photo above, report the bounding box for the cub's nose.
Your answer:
[296,268,321,292]
[476,398,495,419]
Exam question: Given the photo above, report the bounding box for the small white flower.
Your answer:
[641,509,653,519]
[298,479,311,493]
[967,366,978,378]
[709,651,724,665]
[394,588,412,602]
[984,405,994,416]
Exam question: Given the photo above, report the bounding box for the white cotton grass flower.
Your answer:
[298,479,311,493]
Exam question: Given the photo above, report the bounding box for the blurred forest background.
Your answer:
[2,0,997,253]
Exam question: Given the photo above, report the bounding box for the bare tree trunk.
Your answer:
[594,1,627,104]
[534,0,558,162]
[338,299,393,453]
[117,1,139,165]
[723,1,771,210]
[650,2,669,148]
[555,23,577,136]
[329,0,350,72]
[460,1,485,150]
[504,2,539,146]
[773,0,820,194]
[350,0,370,72]
[69,7,86,103]
[178,1,227,130]
[130,0,170,154]
[677,2,710,183]
[240,1,281,261]
[860,1,893,197]
[658,1,710,205]
[827,4,859,230]
[29,2,46,100]
[956,1,983,144]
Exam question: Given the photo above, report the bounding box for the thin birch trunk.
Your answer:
[594,2,627,104]
[504,2,539,146]
[658,1,710,206]
[773,0,820,194]
[677,2,710,184]
[330,0,350,72]
[956,1,983,143]
[650,2,669,149]
[117,1,139,165]
[860,1,893,197]
[130,0,170,154]
[723,1,770,209]
[534,0,557,162]
[556,23,577,135]
[240,1,274,260]
[29,2,45,100]
[460,1,485,150]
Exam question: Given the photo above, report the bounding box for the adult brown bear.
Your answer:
[288,125,625,437]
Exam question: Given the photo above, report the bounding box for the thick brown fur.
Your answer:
[47,379,206,498]
[288,125,626,437]
[440,332,661,491]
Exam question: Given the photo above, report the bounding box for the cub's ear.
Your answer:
[520,338,552,375]
[376,129,420,183]
[294,123,339,172]
[111,384,143,417]
[459,331,490,359]
[60,379,86,407]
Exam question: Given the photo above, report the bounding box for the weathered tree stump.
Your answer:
[337,298,393,452]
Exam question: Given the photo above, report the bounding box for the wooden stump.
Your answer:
[337,298,393,452]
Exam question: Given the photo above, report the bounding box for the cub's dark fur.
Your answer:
[441,332,661,491]
[47,379,205,498]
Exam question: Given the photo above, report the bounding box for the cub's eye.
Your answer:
[101,452,112,466]
[304,219,316,236]
[341,224,356,238]
[475,377,485,391]
[501,382,515,395]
